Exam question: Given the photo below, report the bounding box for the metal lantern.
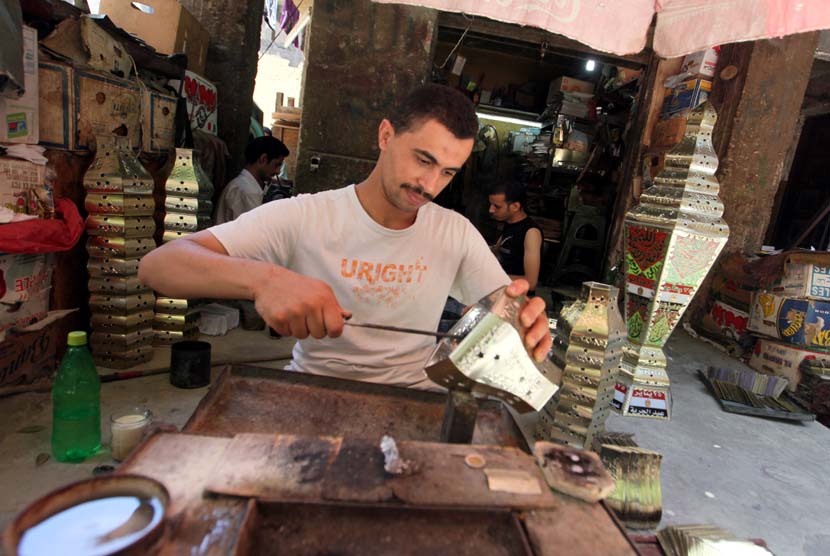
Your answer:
[613,102,729,419]
[154,148,214,344]
[84,136,156,369]
[537,282,625,448]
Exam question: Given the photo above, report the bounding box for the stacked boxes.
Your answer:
[536,282,626,448]
[153,148,213,344]
[84,136,156,368]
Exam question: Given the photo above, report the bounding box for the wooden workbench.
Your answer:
[117,365,640,555]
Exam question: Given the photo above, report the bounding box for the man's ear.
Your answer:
[378,119,395,151]
[509,201,522,212]
[258,153,269,166]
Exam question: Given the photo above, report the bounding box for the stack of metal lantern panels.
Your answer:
[84,136,156,369]
[154,148,213,345]
[536,282,626,449]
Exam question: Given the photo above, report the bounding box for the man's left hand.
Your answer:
[506,279,552,362]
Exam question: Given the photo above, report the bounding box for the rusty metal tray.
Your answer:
[184,365,528,450]
[234,499,533,556]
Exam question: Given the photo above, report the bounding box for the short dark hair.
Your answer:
[389,84,479,139]
[244,136,290,165]
[489,181,527,209]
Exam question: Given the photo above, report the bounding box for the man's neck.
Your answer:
[242,166,264,189]
[354,171,418,230]
[506,211,528,224]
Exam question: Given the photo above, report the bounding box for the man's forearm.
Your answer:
[138,236,275,300]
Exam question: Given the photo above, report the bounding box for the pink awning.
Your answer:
[374,0,830,58]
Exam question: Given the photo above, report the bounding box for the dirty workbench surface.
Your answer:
[184,365,526,448]
[121,432,638,556]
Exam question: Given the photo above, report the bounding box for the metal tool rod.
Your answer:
[344,321,461,340]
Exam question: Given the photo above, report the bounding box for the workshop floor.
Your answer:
[0,328,828,556]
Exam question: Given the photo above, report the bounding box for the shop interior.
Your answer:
[431,26,647,293]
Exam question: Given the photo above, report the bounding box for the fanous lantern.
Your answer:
[613,102,729,419]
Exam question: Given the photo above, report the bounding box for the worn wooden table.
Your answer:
[117,365,640,555]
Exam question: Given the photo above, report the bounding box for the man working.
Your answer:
[488,181,543,295]
[139,85,551,389]
[215,136,289,224]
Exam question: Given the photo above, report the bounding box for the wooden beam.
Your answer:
[439,12,651,68]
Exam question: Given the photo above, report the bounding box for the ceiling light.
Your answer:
[586,59,596,71]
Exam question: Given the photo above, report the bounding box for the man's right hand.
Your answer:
[251,267,350,339]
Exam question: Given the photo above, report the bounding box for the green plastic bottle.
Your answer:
[51,331,101,462]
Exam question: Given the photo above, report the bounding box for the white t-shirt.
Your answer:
[215,169,262,224]
[209,185,509,388]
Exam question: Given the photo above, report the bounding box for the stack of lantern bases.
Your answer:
[536,282,625,449]
[84,136,156,369]
[153,148,213,345]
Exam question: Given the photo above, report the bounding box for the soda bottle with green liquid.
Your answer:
[51,331,101,462]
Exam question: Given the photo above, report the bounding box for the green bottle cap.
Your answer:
[67,331,88,346]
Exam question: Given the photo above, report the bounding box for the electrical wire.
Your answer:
[436,13,474,70]
[259,0,306,61]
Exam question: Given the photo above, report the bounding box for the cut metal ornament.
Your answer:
[615,102,729,420]
[425,286,561,412]
[154,148,213,345]
[84,136,156,369]
[537,282,625,448]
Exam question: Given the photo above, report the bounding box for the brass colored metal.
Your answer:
[88,275,150,295]
[163,213,211,233]
[89,293,155,315]
[87,258,141,277]
[83,136,154,195]
[165,196,213,215]
[536,282,625,449]
[153,328,200,345]
[164,148,214,201]
[152,312,199,331]
[155,148,213,343]
[154,297,190,315]
[90,328,155,350]
[86,236,154,258]
[91,310,155,331]
[93,344,154,369]
[616,102,729,420]
[85,193,154,216]
[85,215,156,238]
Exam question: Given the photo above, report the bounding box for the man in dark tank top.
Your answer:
[488,181,543,296]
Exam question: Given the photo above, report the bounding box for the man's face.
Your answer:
[377,118,473,213]
[255,155,285,184]
[488,193,515,222]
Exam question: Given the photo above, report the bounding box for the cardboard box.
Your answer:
[38,62,141,150]
[141,90,177,152]
[0,157,46,214]
[680,47,719,78]
[748,292,830,351]
[0,254,52,337]
[651,116,687,148]
[775,257,830,301]
[709,299,749,341]
[75,68,141,150]
[38,62,75,149]
[749,338,830,391]
[0,25,38,144]
[99,0,209,74]
[662,78,712,119]
[0,315,65,396]
[169,70,218,135]
[548,76,594,97]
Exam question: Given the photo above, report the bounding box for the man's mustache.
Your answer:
[400,183,434,202]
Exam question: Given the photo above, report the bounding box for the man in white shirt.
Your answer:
[215,136,289,224]
[139,85,552,388]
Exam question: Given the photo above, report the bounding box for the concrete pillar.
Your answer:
[688,32,819,319]
[180,0,265,182]
[295,0,438,194]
